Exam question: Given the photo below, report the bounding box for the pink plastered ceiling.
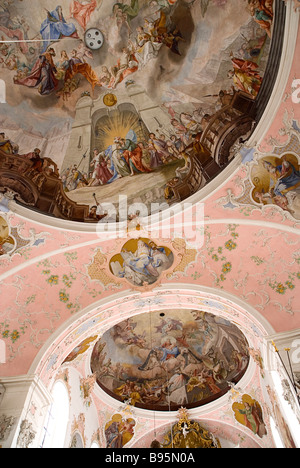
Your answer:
[0,211,299,378]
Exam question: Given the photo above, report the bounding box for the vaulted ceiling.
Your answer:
[0,0,300,449]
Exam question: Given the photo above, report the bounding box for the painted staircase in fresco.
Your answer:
[156,91,256,204]
[0,151,89,221]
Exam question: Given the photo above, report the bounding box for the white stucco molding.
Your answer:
[264,327,300,373]
[0,374,52,448]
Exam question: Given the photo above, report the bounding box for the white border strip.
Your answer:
[247,1,299,147]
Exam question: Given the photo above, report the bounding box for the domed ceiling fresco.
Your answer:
[90,309,250,411]
[109,237,174,287]
[0,0,275,222]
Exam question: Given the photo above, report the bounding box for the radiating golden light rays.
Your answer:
[94,111,147,150]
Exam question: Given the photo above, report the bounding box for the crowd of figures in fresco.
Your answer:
[0,119,203,219]
[61,129,188,192]
[0,0,273,99]
[1,0,190,98]
[91,310,250,410]
[59,117,214,214]
[2,122,300,222]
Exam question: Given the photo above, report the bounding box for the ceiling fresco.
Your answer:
[109,238,174,287]
[90,309,250,411]
[0,0,274,222]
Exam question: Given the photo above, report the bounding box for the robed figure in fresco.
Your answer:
[121,130,152,175]
[262,157,300,198]
[110,239,174,287]
[105,415,135,448]
[233,397,267,438]
[247,0,273,38]
[64,48,101,92]
[40,6,79,53]
[0,132,13,154]
[0,216,15,256]
[70,0,99,30]
[112,0,140,22]
[111,239,173,286]
[14,47,59,95]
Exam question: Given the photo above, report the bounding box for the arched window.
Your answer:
[41,381,70,448]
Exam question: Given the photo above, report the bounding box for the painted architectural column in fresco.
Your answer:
[61,95,94,176]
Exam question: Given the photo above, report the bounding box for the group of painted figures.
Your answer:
[2,114,300,219]
[0,0,189,98]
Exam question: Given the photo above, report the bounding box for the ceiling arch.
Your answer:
[130,417,263,448]
[28,285,273,385]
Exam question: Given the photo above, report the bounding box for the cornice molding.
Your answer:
[247,1,299,147]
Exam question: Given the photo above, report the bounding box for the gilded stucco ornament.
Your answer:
[161,407,221,449]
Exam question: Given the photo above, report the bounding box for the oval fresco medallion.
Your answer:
[109,237,174,287]
[91,309,250,411]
